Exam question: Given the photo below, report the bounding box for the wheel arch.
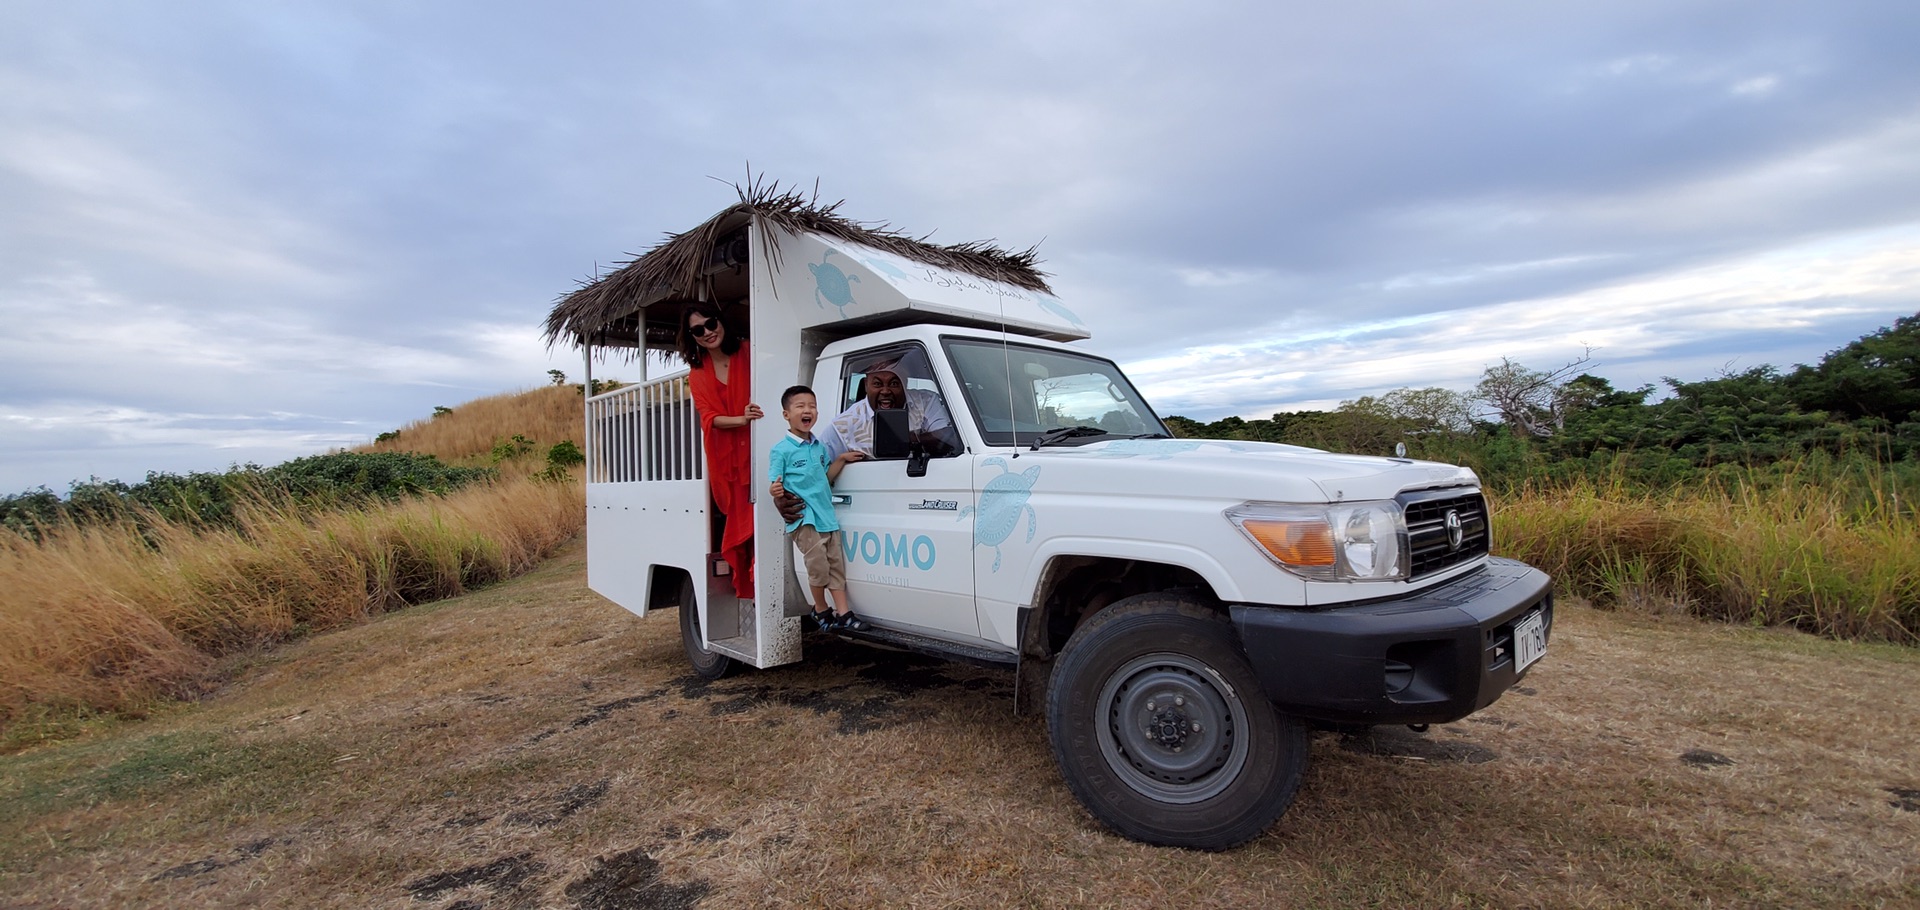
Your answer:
[1012,548,1233,716]
[646,564,697,614]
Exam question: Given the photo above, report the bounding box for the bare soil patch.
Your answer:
[2,538,1916,908]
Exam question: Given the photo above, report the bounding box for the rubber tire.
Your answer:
[678,575,738,680]
[1047,591,1307,850]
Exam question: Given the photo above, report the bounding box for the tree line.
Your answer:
[1165,311,1920,491]
[1,452,496,542]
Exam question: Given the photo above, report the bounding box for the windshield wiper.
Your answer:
[1127,432,1172,439]
[1029,425,1109,450]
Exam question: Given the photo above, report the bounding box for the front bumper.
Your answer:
[1230,557,1553,726]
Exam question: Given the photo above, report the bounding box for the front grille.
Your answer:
[1402,489,1490,580]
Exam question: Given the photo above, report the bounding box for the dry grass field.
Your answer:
[2,538,1915,909]
[0,475,584,732]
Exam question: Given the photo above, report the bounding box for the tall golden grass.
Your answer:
[1496,471,1919,644]
[0,474,583,730]
[1,383,601,738]
[360,384,586,463]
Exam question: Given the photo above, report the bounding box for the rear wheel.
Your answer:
[677,574,737,680]
[1047,591,1307,849]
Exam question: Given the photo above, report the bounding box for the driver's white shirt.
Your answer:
[818,389,953,460]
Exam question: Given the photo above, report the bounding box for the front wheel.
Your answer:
[1047,592,1307,850]
[678,575,737,680]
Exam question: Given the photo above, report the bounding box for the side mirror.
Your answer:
[873,408,911,459]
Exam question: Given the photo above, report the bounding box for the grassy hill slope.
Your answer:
[2,386,591,736]
[2,541,1914,908]
[359,384,587,466]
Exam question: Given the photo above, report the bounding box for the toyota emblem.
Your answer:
[1444,509,1464,550]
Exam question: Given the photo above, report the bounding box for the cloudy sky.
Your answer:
[4,1,1919,493]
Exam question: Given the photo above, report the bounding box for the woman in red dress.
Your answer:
[681,303,761,598]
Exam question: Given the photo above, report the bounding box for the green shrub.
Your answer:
[489,434,537,465]
[545,440,584,468]
[2,454,496,541]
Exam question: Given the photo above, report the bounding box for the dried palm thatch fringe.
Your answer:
[543,174,1052,349]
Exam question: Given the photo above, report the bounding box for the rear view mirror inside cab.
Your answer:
[873,408,911,459]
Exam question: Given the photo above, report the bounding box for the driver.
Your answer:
[815,358,958,460]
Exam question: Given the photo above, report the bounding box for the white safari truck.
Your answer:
[544,189,1553,849]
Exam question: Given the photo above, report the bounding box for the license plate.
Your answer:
[1513,610,1546,673]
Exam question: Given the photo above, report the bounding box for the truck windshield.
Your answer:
[944,338,1170,447]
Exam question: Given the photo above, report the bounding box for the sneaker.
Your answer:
[834,612,870,632]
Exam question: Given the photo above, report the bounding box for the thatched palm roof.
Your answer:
[542,178,1053,349]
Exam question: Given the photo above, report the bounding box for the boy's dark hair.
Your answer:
[781,385,814,409]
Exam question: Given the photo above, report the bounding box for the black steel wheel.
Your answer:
[1047,591,1307,849]
[678,574,737,680]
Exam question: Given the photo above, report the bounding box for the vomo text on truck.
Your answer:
[542,188,1553,849]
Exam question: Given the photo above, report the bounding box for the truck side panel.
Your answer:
[586,479,707,619]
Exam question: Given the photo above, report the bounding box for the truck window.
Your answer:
[944,338,1168,447]
[829,344,962,459]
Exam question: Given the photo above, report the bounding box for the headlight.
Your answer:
[1225,500,1407,582]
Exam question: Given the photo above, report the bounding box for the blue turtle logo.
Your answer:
[1037,297,1085,326]
[860,257,912,281]
[959,456,1040,572]
[808,249,861,317]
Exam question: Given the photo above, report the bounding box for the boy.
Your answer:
[769,385,868,631]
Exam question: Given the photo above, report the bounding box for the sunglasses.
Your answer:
[687,319,720,337]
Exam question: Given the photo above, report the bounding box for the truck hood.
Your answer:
[1034,437,1479,503]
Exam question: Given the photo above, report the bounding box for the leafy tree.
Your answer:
[1162,415,1205,438]
[1375,387,1476,436]
[1474,353,1595,437]
[1544,375,1657,459]
[1787,311,1920,426]
[1642,367,1828,465]
[1282,406,1408,455]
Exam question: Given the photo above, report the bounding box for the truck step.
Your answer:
[824,625,1017,670]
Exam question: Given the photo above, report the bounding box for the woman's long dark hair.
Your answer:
[678,302,743,367]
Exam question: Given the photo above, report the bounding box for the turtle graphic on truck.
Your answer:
[958,456,1040,572]
[808,249,861,318]
[544,183,1553,850]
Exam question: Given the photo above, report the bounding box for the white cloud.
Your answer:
[1130,222,1920,417]
[1177,266,1279,289]
[1378,255,1614,292]
[1,126,352,297]
[1600,54,1676,78]
[1732,75,1781,97]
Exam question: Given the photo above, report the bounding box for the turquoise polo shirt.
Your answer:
[768,430,840,534]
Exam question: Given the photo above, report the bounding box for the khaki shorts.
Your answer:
[791,525,846,590]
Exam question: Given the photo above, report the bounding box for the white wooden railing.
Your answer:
[585,372,703,483]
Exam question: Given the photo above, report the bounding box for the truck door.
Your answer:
[813,344,981,642]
